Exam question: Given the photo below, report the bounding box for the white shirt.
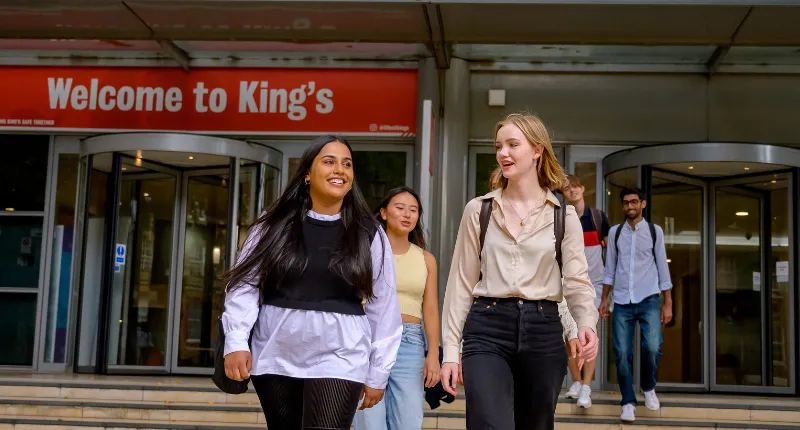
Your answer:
[221,210,402,389]
[603,219,673,305]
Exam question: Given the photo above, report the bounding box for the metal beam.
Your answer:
[157,39,191,72]
[423,3,450,69]
[706,46,730,76]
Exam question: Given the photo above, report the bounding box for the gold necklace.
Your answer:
[505,191,546,226]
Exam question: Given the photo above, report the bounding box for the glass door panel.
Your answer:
[177,169,229,369]
[650,171,705,385]
[768,175,791,387]
[714,185,763,387]
[108,157,178,368]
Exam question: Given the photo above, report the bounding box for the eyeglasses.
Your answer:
[622,199,640,206]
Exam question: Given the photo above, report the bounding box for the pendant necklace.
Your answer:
[505,191,546,226]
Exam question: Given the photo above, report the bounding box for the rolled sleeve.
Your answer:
[441,198,483,364]
[561,205,599,332]
[221,223,263,356]
[364,227,402,389]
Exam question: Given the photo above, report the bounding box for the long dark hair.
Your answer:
[374,186,426,250]
[222,135,383,300]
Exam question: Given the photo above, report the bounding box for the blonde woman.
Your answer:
[440,113,599,430]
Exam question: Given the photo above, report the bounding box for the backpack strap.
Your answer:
[554,203,566,274]
[478,198,493,255]
[649,221,657,256]
[589,208,603,246]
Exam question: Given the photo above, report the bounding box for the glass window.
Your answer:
[43,154,79,364]
[0,216,44,289]
[574,162,597,208]
[0,135,50,212]
[352,151,407,211]
[475,153,498,198]
[0,292,37,365]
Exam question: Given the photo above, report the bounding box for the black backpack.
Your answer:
[478,197,566,274]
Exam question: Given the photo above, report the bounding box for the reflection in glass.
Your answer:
[108,159,177,367]
[0,135,50,212]
[604,167,638,385]
[44,154,80,364]
[650,172,703,384]
[574,162,597,208]
[715,187,762,386]
[179,171,229,368]
[0,217,43,289]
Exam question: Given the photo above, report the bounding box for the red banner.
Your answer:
[0,66,418,136]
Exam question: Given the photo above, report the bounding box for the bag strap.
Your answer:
[589,208,603,245]
[649,221,657,257]
[479,198,493,254]
[554,204,565,274]
[613,221,660,270]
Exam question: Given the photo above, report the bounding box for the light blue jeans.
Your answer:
[354,323,426,430]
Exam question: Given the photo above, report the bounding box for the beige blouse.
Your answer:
[441,189,598,364]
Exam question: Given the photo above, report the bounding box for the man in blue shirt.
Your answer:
[600,187,672,423]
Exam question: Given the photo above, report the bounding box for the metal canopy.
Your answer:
[1,1,800,45]
[0,1,799,71]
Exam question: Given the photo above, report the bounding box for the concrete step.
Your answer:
[0,374,799,429]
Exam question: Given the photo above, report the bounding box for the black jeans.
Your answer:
[462,297,568,430]
[251,374,363,429]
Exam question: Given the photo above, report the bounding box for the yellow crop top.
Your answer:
[394,243,428,319]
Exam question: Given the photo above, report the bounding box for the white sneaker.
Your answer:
[644,389,660,411]
[565,381,581,399]
[577,385,592,408]
[620,404,636,422]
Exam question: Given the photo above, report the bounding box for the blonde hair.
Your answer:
[489,113,567,191]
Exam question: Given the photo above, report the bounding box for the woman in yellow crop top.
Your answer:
[353,186,440,430]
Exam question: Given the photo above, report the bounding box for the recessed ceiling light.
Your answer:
[744,167,750,171]
[143,192,150,197]
[189,156,194,160]
[688,166,694,170]
[121,167,127,171]
[4,208,14,212]
[607,191,611,195]
[771,180,777,184]
[736,211,749,217]
[666,259,672,263]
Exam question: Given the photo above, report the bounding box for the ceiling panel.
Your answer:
[174,41,429,59]
[735,6,800,45]
[126,1,429,42]
[0,1,151,39]
[440,4,749,44]
[723,46,800,65]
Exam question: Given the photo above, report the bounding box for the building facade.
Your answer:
[0,0,798,397]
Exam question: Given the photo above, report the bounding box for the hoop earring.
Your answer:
[305,178,310,185]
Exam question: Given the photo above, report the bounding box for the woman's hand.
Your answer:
[224,350,252,381]
[359,386,385,410]
[440,362,460,396]
[578,327,599,362]
[568,338,586,370]
[423,355,441,388]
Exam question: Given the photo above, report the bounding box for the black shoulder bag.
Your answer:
[211,312,252,394]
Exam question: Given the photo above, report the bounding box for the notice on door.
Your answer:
[753,272,761,292]
[776,261,789,283]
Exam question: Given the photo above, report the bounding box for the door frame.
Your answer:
[73,133,282,375]
[105,154,182,374]
[603,142,799,395]
[170,167,232,375]
[709,172,795,394]
[647,167,709,392]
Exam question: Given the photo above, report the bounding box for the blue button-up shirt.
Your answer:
[603,219,672,305]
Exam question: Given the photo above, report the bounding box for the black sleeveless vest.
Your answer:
[261,216,377,316]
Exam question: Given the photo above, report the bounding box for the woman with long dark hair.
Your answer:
[221,135,403,429]
[354,186,440,430]
[440,113,599,430]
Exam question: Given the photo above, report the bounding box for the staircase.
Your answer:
[0,373,798,429]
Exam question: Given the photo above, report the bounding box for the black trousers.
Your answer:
[251,374,363,430]
[462,297,568,430]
